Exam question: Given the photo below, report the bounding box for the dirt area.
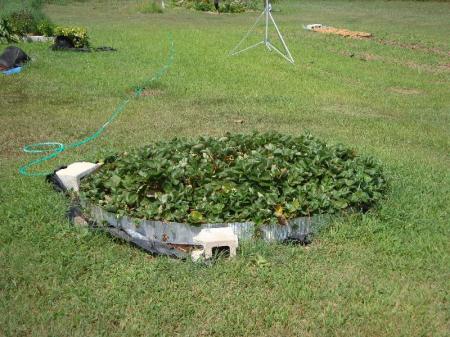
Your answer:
[359,53,380,61]
[388,87,422,95]
[167,243,201,253]
[140,88,164,97]
[401,60,450,74]
[312,27,372,39]
[338,50,381,61]
[332,48,449,74]
[312,26,449,57]
[377,39,450,56]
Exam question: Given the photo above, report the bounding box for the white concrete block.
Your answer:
[190,249,205,262]
[193,227,238,259]
[305,24,323,30]
[55,162,101,191]
[23,35,55,43]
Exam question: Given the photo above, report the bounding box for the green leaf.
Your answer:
[188,210,204,224]
[110,174,122,188]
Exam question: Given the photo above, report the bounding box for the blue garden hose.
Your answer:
[19,34,175,177]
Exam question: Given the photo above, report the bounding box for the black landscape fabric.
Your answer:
[0,46,30,70]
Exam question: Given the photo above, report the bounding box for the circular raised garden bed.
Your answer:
[80,132,388,245]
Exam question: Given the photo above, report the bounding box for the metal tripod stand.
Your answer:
[230,0,294,64]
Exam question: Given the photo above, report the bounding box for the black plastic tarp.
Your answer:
[0,46,30,70]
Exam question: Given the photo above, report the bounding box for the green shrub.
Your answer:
[37,19,55,36]
[173,0,259,13]
[194,0,213,11]
[0,18,20,44]
[0,0,52,36]
[82,132,389,226]
[138,1,164,14]
[220,0,246,13]
[7,9,37,35]
[244,0,259,10]
[54,26,89,48]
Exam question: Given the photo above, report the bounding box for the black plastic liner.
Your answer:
[0,46,30,70]
[52,36,117,52]
[46,167,187,258]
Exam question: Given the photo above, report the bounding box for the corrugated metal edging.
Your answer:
[84,201,330,245]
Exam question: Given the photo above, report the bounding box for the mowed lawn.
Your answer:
[1,0,449,336]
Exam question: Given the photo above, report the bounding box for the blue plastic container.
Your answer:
[2,66,22,75]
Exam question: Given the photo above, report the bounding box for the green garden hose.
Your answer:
[19,34,175,177]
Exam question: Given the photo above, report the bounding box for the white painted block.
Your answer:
[193,227,238,259]
[190,249,205,262]
[305,24,323,30]
[23,35,55,43]
[55,162,101,191]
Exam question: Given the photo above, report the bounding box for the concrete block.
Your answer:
[55,162,101,191]
[304,24,323,30]
[23,35,55,43]
[190,249,205,262]
[193,227,238,259]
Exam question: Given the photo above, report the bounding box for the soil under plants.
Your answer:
[81,132,389,226]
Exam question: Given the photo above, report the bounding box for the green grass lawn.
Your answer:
[1,0,449,336]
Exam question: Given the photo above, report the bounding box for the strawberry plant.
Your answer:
[81,132,389,226]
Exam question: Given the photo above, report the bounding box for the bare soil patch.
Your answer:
[312,27,372,39]
[377,39,450,56]
[388,87,422,95]
[338,50,381,61]
[438,63,450,71]
[140,88,164,97]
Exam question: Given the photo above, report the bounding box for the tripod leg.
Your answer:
[232,41,265,56]
[230,10,265,55]
[269,12,294,63]
[264,0,269,44]
[266,42,294,63]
